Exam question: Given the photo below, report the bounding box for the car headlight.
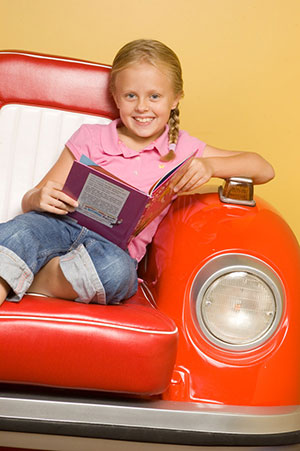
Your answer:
[190,254,284,351]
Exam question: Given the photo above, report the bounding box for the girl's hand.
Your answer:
[22,146,78,214]
[172,157,213,193]
[29,181,78,215]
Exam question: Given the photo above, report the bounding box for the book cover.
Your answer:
[63,152,195,249]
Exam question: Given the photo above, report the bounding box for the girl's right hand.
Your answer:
[22,146,78,214]
[30,181,78,215]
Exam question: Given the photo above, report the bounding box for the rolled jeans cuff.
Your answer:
[59,244,106,305]
[0,245,34,302]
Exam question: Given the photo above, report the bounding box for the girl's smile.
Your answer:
[112,62,181,151]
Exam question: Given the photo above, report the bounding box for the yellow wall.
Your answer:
[1,0,300,242]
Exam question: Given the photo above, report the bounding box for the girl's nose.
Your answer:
[136,98,149,112]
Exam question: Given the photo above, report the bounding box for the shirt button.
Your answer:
[133,170,138,175]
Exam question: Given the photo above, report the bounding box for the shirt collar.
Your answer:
[101,119,170,158]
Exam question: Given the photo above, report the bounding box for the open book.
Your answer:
[62,152,195,249]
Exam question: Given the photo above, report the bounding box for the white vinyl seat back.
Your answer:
[0,104,110,222]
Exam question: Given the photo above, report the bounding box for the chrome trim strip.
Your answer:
[0,395,299,436]
[140,282,157,308]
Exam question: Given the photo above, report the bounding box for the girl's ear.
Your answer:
[171,92,183,110]
[112,92,120,109]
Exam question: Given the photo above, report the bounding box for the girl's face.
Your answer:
[112,62,181,150]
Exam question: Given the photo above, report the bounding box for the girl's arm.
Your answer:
[22,146,78,214]
[173,145,275,193]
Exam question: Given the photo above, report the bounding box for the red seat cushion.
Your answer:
[0,286,178,396]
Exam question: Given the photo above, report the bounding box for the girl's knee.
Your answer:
[102,253,138,304]
[73,239,138,304]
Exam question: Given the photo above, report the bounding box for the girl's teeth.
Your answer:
[135,117,153,123]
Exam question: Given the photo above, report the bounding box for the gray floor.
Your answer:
[0,431,299,451]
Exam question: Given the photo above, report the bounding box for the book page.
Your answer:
[149,150,197,195]
[133,152,197,235]
[77,173,130,228]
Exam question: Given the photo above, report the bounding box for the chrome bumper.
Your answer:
[0,388,299,447]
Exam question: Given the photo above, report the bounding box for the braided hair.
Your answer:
[110,39,184,161]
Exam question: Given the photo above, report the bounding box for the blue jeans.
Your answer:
[0,211,138,304]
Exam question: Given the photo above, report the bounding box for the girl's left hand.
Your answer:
[172,157,213,193]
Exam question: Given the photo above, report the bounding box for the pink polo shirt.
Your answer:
[66,119,206,261]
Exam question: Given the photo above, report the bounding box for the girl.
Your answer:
[0,39,274,306]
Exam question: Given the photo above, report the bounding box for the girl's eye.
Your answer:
[150,94,160,100]
[126,93,136,100]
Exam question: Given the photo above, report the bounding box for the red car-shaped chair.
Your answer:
[0,51,299,448]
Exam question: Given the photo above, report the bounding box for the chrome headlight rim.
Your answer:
[190,253,284,351]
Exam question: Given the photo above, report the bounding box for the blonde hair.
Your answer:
[110,39,184,161]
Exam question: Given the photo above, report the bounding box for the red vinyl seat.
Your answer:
[0,289,178,395]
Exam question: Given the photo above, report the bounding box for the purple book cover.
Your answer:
[63,161,149,249]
